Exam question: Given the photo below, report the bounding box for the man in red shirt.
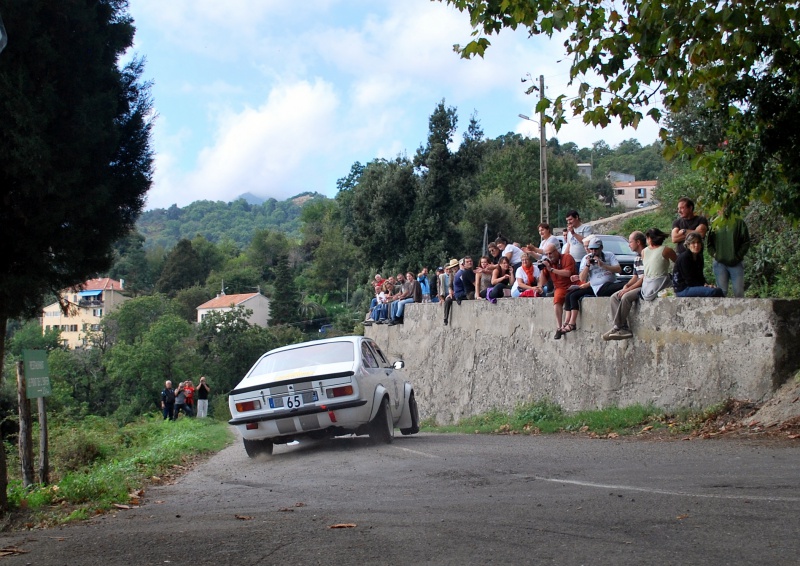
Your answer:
[184,380,195,417]
[539,242,576,339]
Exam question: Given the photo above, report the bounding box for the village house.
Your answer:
[196,292,271,327]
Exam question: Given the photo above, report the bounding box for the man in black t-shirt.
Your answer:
[671,197,708,254]
[161,380,175,420]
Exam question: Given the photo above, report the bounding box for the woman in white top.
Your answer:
[496,235,524,272]
[640,228,677,300]
[511,254,543,297]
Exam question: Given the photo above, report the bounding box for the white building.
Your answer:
[196,293,271,327]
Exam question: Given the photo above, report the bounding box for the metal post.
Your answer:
[539,75,549,224]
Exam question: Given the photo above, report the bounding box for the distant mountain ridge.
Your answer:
[137,192,328,250]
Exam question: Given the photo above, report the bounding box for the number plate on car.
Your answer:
[269,391,318,409]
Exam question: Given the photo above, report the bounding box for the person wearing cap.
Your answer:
[443,257,475,325]
[436,264,450,304]
[557,237,622,338]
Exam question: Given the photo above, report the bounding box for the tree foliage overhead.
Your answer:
[0,0,154,325]
[443,0,800,217]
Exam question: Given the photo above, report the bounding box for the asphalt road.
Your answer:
[0,432,798,565]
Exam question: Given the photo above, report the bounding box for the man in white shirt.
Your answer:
[563,210,594,263]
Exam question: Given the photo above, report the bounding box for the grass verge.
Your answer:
[5,416,233,528]
[421,399,724,437]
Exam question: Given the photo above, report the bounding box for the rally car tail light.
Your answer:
[235,399,262,413]
[326,385,353,398]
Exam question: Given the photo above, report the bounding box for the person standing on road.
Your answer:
[708,213,750,298]
[161,380,175,421]
[196,376,211,418]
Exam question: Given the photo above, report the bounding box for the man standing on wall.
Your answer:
[671,197,708,254]
[563,210,594,264]
[708,214,750,298]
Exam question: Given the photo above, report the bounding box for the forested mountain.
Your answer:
[137,192,327,250]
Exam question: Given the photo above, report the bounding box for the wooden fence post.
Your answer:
[37,397,49,485]
[16,361,35,488]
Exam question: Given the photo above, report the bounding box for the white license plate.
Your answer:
[269,393,309,409]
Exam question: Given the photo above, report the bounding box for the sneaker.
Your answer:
[615,328,633,339]
[388,320,397,326]
[602,327,619,341]
[363,320,373,326]
[443,319,448,326]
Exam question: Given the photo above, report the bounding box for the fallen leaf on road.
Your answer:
[607,433,619,439]
[641,426,653,432]
[676,514,689,520]
[112,504,132,510]
[278,508,294,512]
[295,502,306,507]
[788,434,800,439]
[0,547,28,557]
[235,515,253,520]
[328,523,357,529]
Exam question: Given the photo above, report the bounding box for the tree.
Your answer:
[268,255,301,326]
[155,239,205,297]
[445,0,800,217]
[0,0,153,511]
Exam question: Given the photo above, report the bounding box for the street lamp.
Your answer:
[518,113,549,224]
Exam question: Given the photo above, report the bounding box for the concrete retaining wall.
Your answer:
[366,298,800,424]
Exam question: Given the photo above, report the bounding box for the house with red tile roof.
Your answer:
[41,278,129,349]
[196,292,270,327]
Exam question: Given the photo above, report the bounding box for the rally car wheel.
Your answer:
[368,397,394,445]
[400,393,420,436]
[243,438,274,458]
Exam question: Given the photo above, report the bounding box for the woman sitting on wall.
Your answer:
[511,254,544,298]
[476,256,495,300]
[484,256,513,303]
[672,231,725,297]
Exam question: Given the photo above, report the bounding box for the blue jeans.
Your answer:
[392,298,414,320]
[372,303,388,321]
[713,260,745,298]
[676,286,725,298]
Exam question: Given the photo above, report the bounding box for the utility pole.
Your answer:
[539,75,549,224]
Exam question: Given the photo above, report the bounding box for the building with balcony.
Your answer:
[612,180,659,209]
[196,292,271,328]
[41,278,129,349]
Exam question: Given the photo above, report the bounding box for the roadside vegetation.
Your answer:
[3,416,231,528]
[421,399,732,438]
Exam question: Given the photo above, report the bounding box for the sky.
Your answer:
[127,0,662,210]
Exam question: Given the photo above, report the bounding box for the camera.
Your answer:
[536,261,546,269]
[588,256,597,265]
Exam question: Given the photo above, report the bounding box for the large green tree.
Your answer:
[0,0,153,510]
[444,0,800,217]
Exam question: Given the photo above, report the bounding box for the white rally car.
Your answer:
[228,336,419,457]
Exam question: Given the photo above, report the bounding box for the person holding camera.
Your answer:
[196,376,211,418]
[174,381,193,418]
[539,243,576,338]
[557,238,622,338]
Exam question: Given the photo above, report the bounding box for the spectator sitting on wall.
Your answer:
[390,271,422,325]
[558,237,622,339]
[672,231,724,297]
[538,242,576,338]
[511,253,544,297]
[371,279,395,324]
[495,234,525,272]
[486,256,514,303]
[602,231,647,341]
[443,257,475,325]
[476,256,495,300]
[487,242,502,265]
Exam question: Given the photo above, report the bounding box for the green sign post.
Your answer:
[22,349,51,398]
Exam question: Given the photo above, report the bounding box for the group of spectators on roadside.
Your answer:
[160,377,211,420]
[364,200,750,340]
